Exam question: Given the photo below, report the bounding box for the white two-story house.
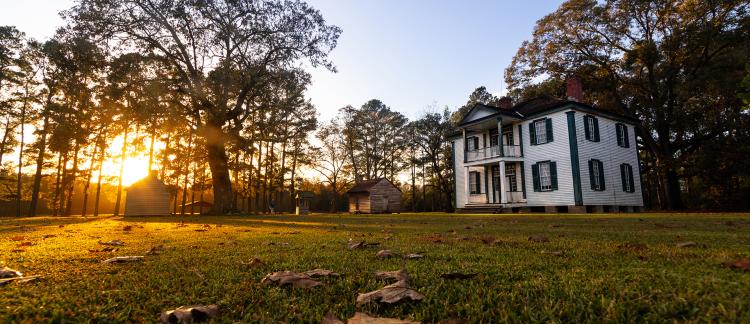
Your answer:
[450,80,644,213]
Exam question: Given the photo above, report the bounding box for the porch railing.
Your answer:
[466,145,522,162]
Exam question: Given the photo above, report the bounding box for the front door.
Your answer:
[491,165,501,203]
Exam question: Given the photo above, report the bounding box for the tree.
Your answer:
[68,0,341,214]
[313,120,350,212]
[411,108,455,211]
[505,0,750,209]
[449,86,500,125]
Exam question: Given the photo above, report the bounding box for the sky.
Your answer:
[0,0,565,122]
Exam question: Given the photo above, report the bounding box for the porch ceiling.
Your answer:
[463,114,520,132]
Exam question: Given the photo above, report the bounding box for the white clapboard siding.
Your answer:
[576,113,644,206]
[454,139,466,208]
[521,110,575,206]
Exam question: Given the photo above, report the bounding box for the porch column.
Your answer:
[464,166,470,205]
[462,127,467,163]
[496,117,503,156]
[499,161,508,204]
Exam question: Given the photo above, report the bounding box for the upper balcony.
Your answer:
[465,145,522,163]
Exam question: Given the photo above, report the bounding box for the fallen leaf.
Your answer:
[541,250,565,256]
[102,256,144,264]
[264,242,290,246]
[322,313,345,324]
[548,224,562,228]
[356,280,424,305]
[405,253,424,260]
[377,250,397,258]
[348,240,380,250]
[10,236,24,241]
[303,269,340,277]
[0,275,42,287]
[480,236,503,246]
[146,245,166,255]
[240,258,266,268]
[374,269,410,283]
[89,247,118,253]
[42,234,57,239]
[261,271,322,289]
[122,225,133,231]
[440,272,477,280]
[423,235,444,243]
[99,240,125,246]
[528,235,549,243]
[348,312,420,324]
[160,304,218,323]
[287,231,301,234]
[17,242,33,247]
[0,267,22,278]
[11,248,25,253]
[676,241,698,248]
[194,229,208,232]
[724,259,750,271]
[464,226,472,230]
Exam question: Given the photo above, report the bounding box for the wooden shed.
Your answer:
[346,178,401,214]
[124,171,171,216]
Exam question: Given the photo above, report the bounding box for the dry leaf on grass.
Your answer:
[99,239,125,246]
[160,304,218,323]
[264,242,290,246]
[102,256,144,264]
[122,225,133,231]
[17,242,33,247]
[322,313,345,324]
[440,272,477,280]
[240,258,266,268]
[348,240,380,250]
[42,234,56,239]
[541,250,564,256]
[676,241,699,248]
[303,269,340,277]
[146,245,166,255]
[356,280,424,305]
[194,229,208,232]
[528,235,549,243]
[724,259,750,271]
[261,271,323,289]
[405,253,424,260]
[480,236,503,246]
[89,247,118,253]
[10,236,25,241]
[0,275,42,286]
[376,250,397,258]
[0,267,22,278]
[348,312,420,324]
[374,269,409,282]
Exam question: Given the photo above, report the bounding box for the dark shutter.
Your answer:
[597,160,605,190]
[532,163,540,192]
[465,137,469,151]
[620,164,627,192]
[593,117,600,142]
[545,118,553,142]
[584,116,591,140]
[623,125,630,148]
[550,161,558,190]
[473,137,479,150]
[474,172,481,193]
[529,123,536,145]
[616,124,623,147]
[588,160,596,190]
[627,164,635,193]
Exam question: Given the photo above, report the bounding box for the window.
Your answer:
[532,161,557,192]
[529,118,553,145]
[469,171,481,194]
[489,129,499,146]
[616,123,630,148]
[505,164,517,192]
[588,159,605,191]
[466,136,479,151]
[503,128,514,146]
[584,115,600,142]
[620,163,635,193]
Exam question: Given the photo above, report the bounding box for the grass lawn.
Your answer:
[1,213,750,322]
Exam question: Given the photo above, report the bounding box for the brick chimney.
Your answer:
[497,96,512,109]
[566,77,583,102]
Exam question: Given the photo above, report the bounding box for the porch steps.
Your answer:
[456,204,508,214]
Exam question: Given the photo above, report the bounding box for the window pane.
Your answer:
[535,120,546,144]
[539,162,551,190]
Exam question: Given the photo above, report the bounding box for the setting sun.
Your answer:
[99,134,165,187]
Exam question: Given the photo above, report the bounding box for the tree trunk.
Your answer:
[181,131,193,215]
[16,104,26,217]
[204,120,233,214]
[0,117,12,167]
[52,152,65,216]
[29,113,50,217]
[148,128,156,172]
[81,142,99,217]
[254,140,263,213]
[93,136,106,217]
[113,127,128,216]
[64,142,81,216]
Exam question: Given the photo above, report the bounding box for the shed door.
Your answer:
[381,196,389,213]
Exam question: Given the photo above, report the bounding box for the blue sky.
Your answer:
[1,0,564,121]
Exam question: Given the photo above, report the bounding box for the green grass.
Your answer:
[1,213,749,322]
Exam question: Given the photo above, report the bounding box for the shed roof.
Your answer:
[346,178,401,194]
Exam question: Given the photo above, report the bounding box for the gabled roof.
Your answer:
[457,103,522,127]
[346,178,401,193]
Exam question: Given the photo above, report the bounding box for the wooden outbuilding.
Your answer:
[124,171,171,216]
[295,191,314,215]
[346,178,401,214]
